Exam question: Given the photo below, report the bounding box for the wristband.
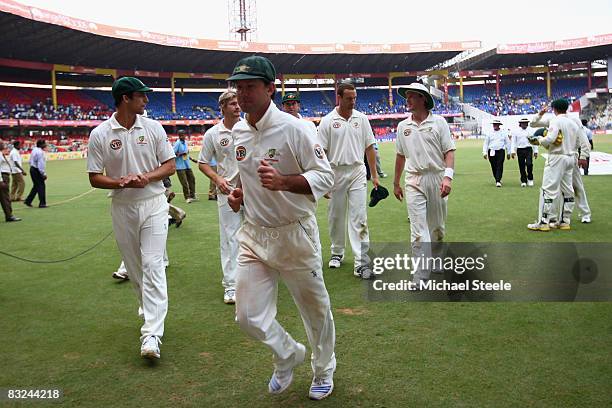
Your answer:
[444,168,454,180]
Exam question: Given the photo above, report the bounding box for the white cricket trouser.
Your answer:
[117,252,169,275]
[328,164,370,268]
[549,161,590,221]
[405,171,447,281]
[218,195,243,290]
[111,194,169,341]
[235,215,336,378]
[537,154,575,224]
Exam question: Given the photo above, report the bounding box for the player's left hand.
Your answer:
[371,175,380,188]
[440,177,452,198]
[258,160,285,191]
[578,159,588,169]
[534,153,538,159]
[506,154,511,160]
[121,174,149,188]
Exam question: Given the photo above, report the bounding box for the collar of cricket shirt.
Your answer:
[408,112,434,127]
[110,112,144,131]
[247,100,277,132]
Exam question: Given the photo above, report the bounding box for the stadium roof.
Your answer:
[0,1,478,76]
[457,35,612,71]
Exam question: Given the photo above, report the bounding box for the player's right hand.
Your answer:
[483,155,487,160]
[511,153,516,159]
[228,188,243,212]
[216,176,232,195]
[393,184,403,202]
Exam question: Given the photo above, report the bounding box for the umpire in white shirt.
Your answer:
[511,118,538,187]
[482,119,511,187]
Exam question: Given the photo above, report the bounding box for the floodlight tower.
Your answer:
[228,0,257,42]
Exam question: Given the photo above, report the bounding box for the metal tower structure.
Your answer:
[228,0,257,42]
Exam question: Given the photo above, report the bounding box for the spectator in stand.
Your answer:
[24,139,48,208]
[9,141,26,201]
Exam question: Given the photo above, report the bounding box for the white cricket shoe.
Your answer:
[112,270,129,280]
[328,255,343,269]
[496,182,502,188]
[268,343,306,394]
[521,183,527,187]
[581,216,591,224]
[557,222,571,231]
[527,222,551,232]
[141,335,161,359]
[354,265,374,280]
[223,289,236,304]
[309,375,334,400]
[527,180,534,187]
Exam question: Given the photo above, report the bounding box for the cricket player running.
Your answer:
[198,90,243,304]
[527,99,586,231]
[318,82,378,279]
[226,56,336,400]
[393,83,455,284]
[529,102,591,228]
[87,77,175,359]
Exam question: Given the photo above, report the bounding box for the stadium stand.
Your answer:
[449,78,590,116]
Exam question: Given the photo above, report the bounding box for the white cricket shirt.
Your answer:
[199,120,240,189]
[318,108,375,167]
[395,113,456,174]
[87,113,175,202]
[232,101,333,227]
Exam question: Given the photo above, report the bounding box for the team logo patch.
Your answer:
[110,139,122,150]
[403,129,412,137]
[220,138,230,147]
[266,148,277,159]
[314,144,324,159]
[353,122,360,128]
[332,122,341,129]
[235,145,247,161]
[136,135,147,145]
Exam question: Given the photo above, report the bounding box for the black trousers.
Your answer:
[516,147,534,183]
[25,167,46,206]
[488,149,505,182]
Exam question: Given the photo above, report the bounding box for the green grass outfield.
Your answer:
[2,135,612,407]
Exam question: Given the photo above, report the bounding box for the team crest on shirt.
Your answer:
[403,129,412,137]
[136,135,147,145]
[110,139,122,150]
[220,137,230,147]
[314,144,324,159]
[235,145,247,161]
[353,121,360,128]
[266,148,276,158]
[332,122,341,129]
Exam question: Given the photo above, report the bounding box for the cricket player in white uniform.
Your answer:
[318,82,378,278]
[482,119,511,187]
[87,77,175,359]
[393,83,455,284]
[198,91,243,305]
[511,118,538,187]
[281,92,318,133]
[226,56,336,400]
[530,104,591,226]
[527,99,586,231]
